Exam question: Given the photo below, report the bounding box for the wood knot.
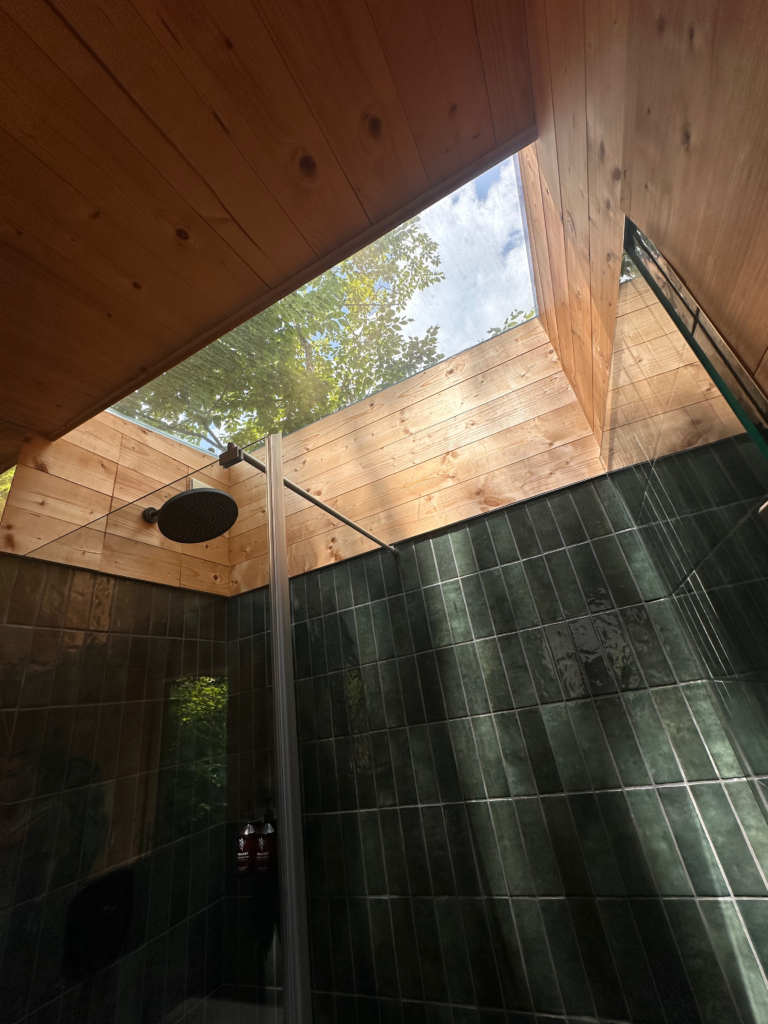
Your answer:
[176,228,189,240]
[132,281,142,290]
[599,140,606,161]
[448,102,458,117]
[299,154,317,178]
[657,15,665,32]
[682,125,692,149]
[366,114,382,139]
[612,166,621,181]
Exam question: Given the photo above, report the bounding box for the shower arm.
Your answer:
[219,441,398,556]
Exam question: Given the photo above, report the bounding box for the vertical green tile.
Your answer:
[400,808,432,897]
[568,702,619,790]
[414,651,446,723]
[380,660,406,728]
[593,477,633,532]
[541,796,591,895]
[466,802,506,896]
[538,900,594,1016]
[490,801,533,895]
[408,725,439,804]
[444,804,481,897]
[571,484,612,539]
[540,704,590,792]
[527,498,563,553]
[520,630,562,705]
[592,535,642,607]
[421,806,455,896]
[549,491,587,546]
[388,728,418,806]
[486,510,519,565]
[475,637,513,712]
[428,722,462,803]
[523,558,562,624]
[471,715,510,798]
[387,595,414,656]
[569,545,613,613]
[435,899,474,1005]
[435,647,467,718]
[623,690,683,783]
[468,518,499,570]
[501,563,539,629]
[494,711,536,797]
[507,507,541,559]
[518,708,562,794]
[598,899,664,1023]
[593,611,644,691]
[422,586,452,648]
[648,599,708,682]
[511,899,564,1014]
[727,780,768,881]
[480,567,516,634]
[631,898,701,1023]
[701,900,768,1024]
[653,687,716,780]
[497,633,538,709]
[686,682,743,778]
[545,550,587,618]
[597,792,657,895]
[625,789,691,895]
[665,901,738,1024]
[568,618,614,697]
[432,534,458,581]
[461,574,495,639]
[440,580,473,644]
[450,717,486,800]
[450,527,478,577]
[658,787,728,895]
[595,695,650,786]
[691,783,766,895]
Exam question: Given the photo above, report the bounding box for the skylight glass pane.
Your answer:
[113,155,535,454]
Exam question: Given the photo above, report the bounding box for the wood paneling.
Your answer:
[0,0,536,442]
[0,410,229,594]
[519,0,628,443]
[622,0,768,402]
[601,279,744,469]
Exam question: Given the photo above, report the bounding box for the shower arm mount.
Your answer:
[219,441,398,556]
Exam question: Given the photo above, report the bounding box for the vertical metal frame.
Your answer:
[266,432,312,1022]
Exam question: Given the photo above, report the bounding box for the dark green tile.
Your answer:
[518,707,561,793]
[625,789,691,895]
[432,533,458,581]
[598,899,664,1023]
[592,535,642,607]
[450,527,478,577]
[480,567,516,635]
[486,510,519,565]
[512,899,564,1014]
[571,483,612,539]
[365,554,387,601]
[568,794,625,896]
[569,544,613,613]
[620,604,674,686]
[507,506,541,559]
[491,801,533,895]
[538,900,594,1016]
[545,550,587,618]
[541,796,591,895]
[472,715,510,798]
[428,722,462,803]
[370,599,395,662]
[617,532,667,602]
[475,637,513,712]
[484,897,532,1012]
[466,802,506,895]
[455,642,490,715]
[361,664,386,731]
[440,580,473,644]
[494,711,536,796]
[549,491,587,546]
[387,595,414,656]
[568,897,628,1021]
[665,901,738,1024]
[727,781,768,880]
[523,557,561,624]
[397,543,422,592]
[686,683,742,778]
[415,651,446,723]
[631,898,701,1024]
[435,647,468,718]
[659,786,728,895]
[691,782,766,895]
[520,630,562,704]
[468,519,498,570]
[623,690,682,783]
[461,574,495,638]
[400,808,432,896]
[548,618,589,700]
[380,660,406,728]
[500,563,538,629]
[389,728,418,806]
[527,497,563,553]
[653,687,716,780]
[421,806,455,895]
[593,477,633,532]
[422,585,452,648]
[647,599,708,681]
[450,717,486,799]
[516,798,563,895]
[597,791,657,895]
[414,539,439,586]
[540,704,590,792]
[349,558,370,606]
[444,803,481,896]
[406,590,434,653]
[568,702,619,789]
[435,899,474,1005]
[568,618,614,697]
[593,611,644,691]
[407,724,439,803]
[399,654,427,726]
[701,900,768,1024]
[595,695,650,786]
[498,633,538,708]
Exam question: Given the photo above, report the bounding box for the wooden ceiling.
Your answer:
[0,0,535,468]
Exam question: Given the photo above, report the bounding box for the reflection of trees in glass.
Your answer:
[0,466,15,520]
[165,676,228,830]
[115,219,444,451]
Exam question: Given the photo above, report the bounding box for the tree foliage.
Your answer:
[115,218,445,451]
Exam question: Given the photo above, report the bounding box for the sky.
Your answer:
[403,155,535,358]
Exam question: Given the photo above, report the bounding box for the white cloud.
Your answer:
[403,156,535,357]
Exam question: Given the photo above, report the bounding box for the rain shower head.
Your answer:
[143,487,238,544]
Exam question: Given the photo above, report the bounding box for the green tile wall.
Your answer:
[281,433,768,1024]
[0,558,228,1024]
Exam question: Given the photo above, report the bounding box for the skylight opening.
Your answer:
[113,154,536,455]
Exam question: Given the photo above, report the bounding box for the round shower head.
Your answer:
[143,488,238,544]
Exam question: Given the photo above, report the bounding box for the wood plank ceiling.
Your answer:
[0,0,535,469]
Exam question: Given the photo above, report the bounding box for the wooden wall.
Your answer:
[0,411,230,594]
[519,0,628,448]
[0,320,606,593]
[228,317,604,593]
[622,0,768,404]
[601,278,744,470]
